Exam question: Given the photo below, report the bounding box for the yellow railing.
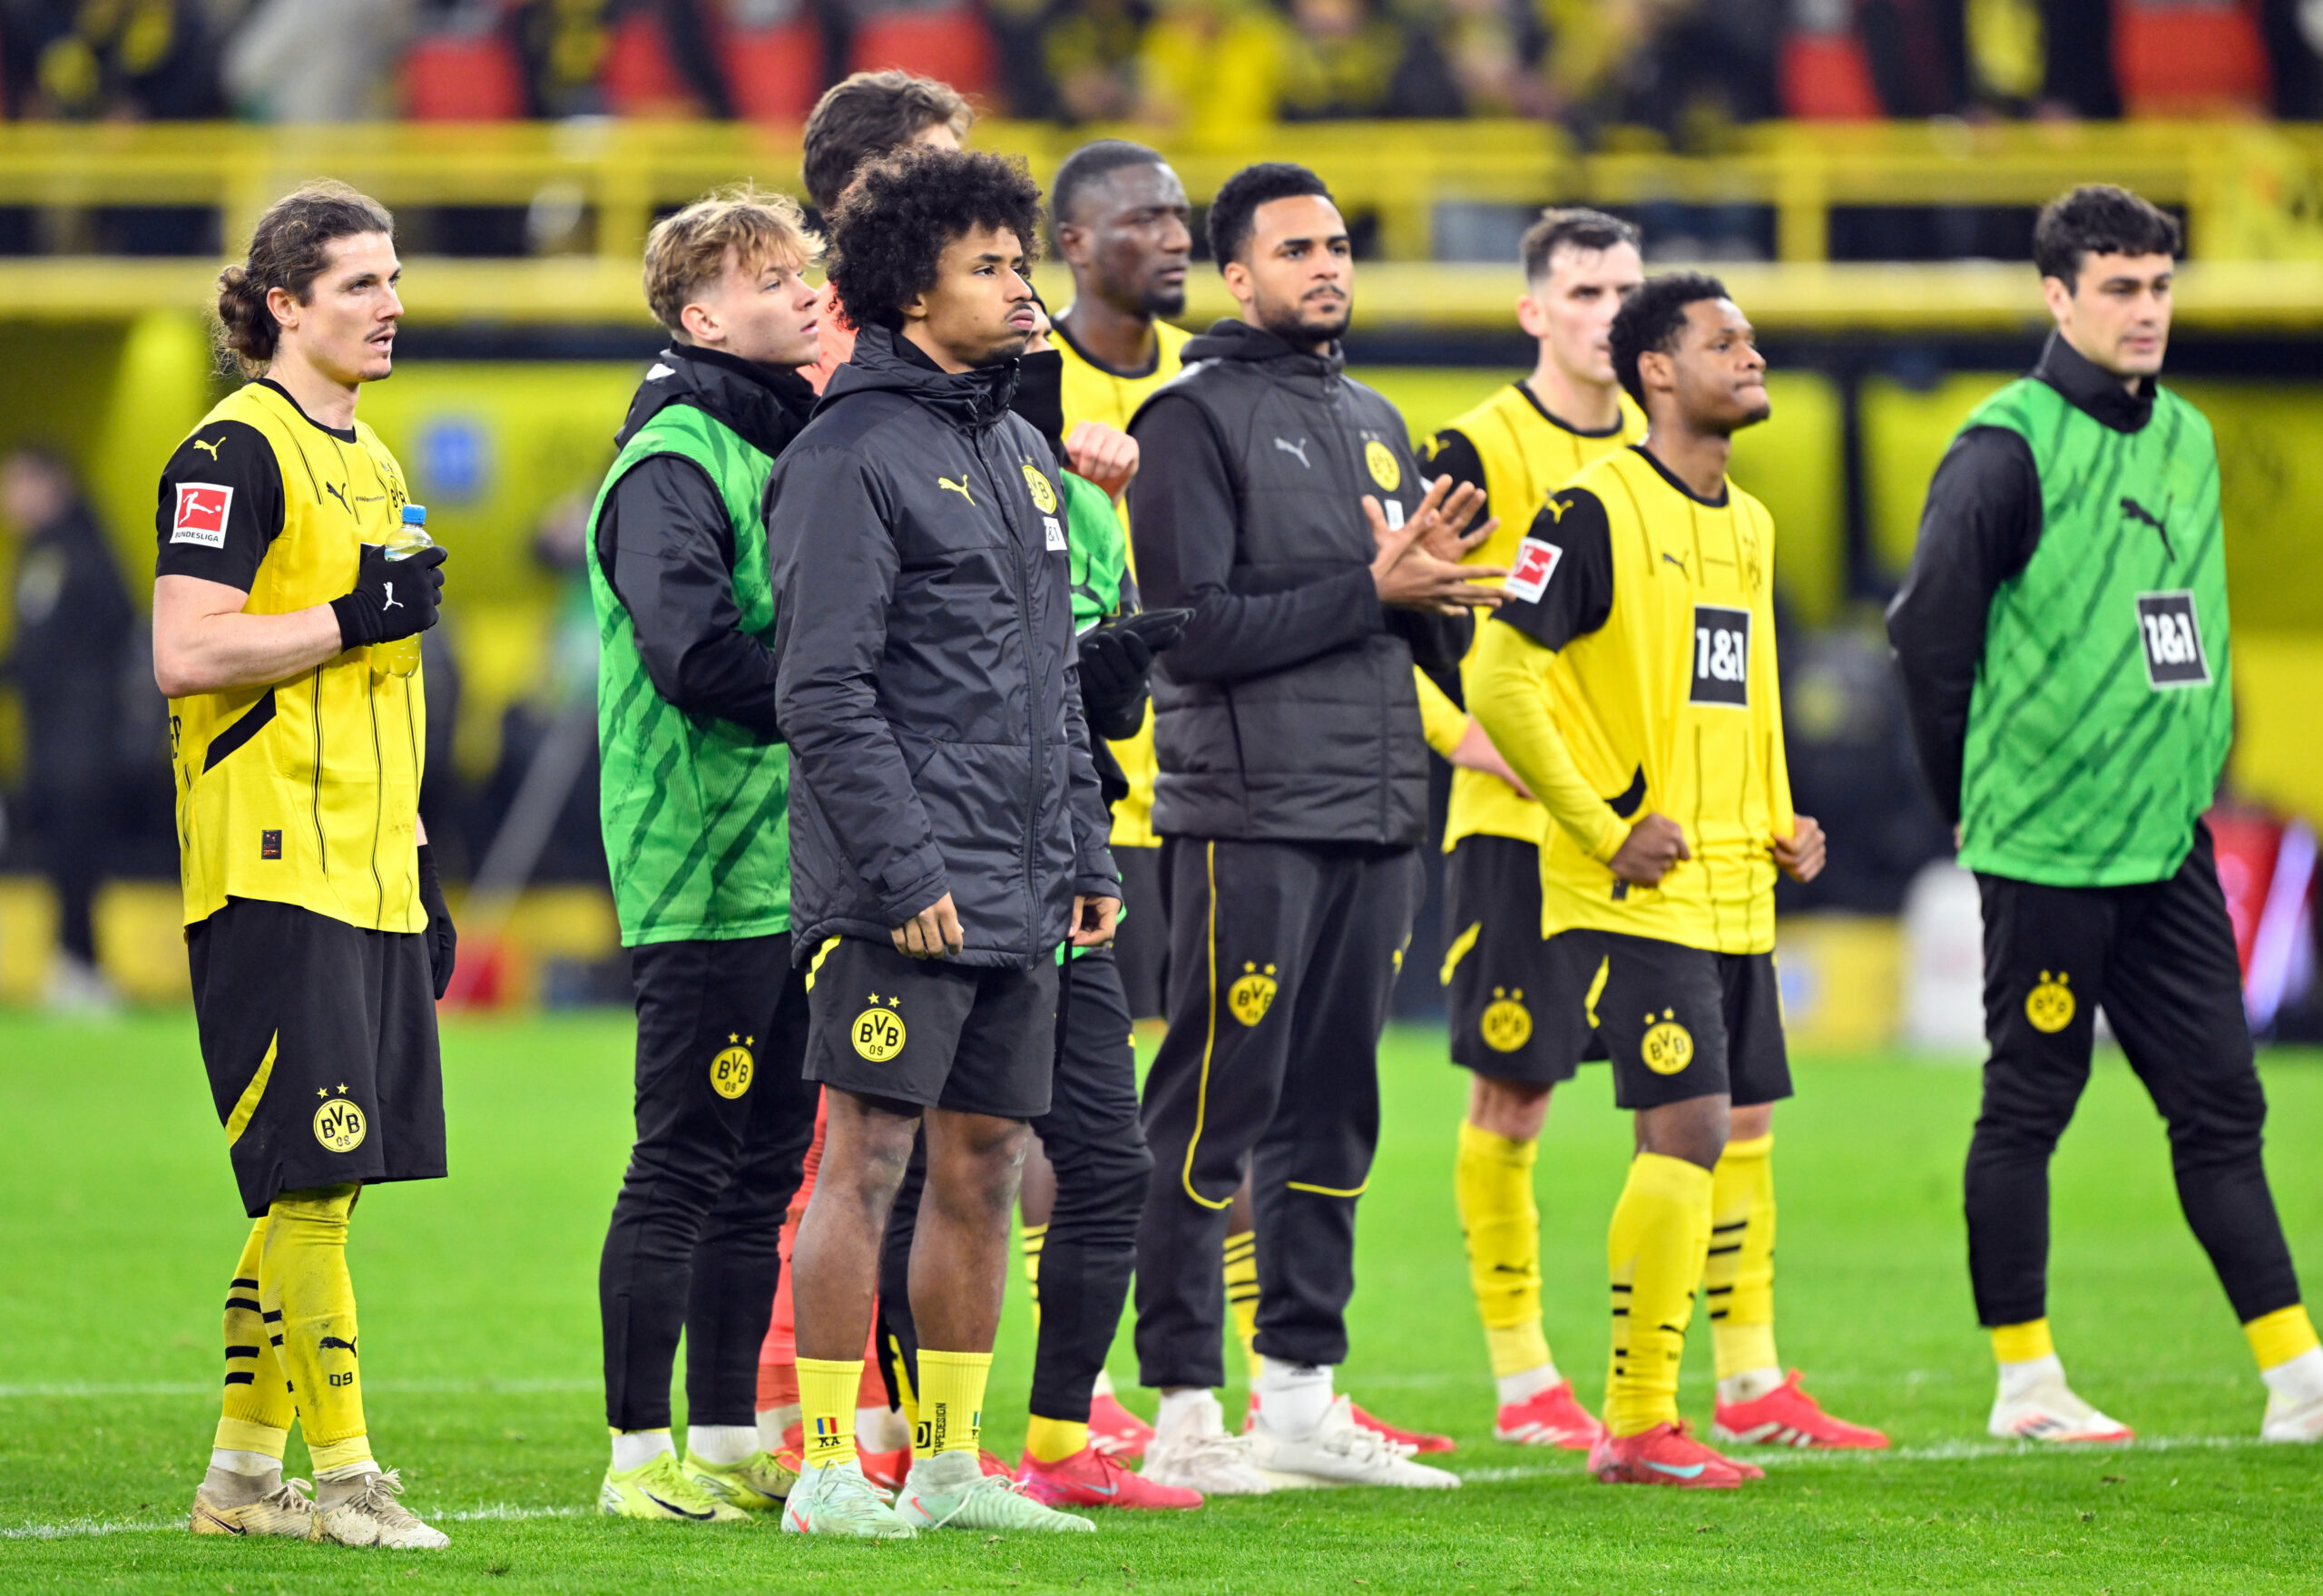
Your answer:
[0,118,2318,266]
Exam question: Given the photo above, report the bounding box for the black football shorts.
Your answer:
[189,896,445,1218]
[1538,929,1793,1111]
[803,935,1059,1121]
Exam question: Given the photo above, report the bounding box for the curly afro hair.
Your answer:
[828,146,1044,332]
[1610,270,1728,407]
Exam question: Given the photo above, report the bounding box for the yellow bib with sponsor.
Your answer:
[1055,314,1192,850]
[1424,383,1645,849]
[1535,447,1790,955]
[168,382,426,932]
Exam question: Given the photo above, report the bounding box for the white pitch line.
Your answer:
[1453,1432,2271,1483]
[3,1503,585,1542]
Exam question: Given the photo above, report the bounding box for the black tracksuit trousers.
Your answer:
[601,934,819,1431]
[1135,837,1422,1389]
[877,950,1153,1425]
[1966,824,2303,1330]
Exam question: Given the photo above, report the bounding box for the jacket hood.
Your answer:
[616,344,818,455]
[818,322,1021,429]
[1181,318,1345,379]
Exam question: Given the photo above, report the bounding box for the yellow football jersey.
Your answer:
[1055,312,1192,850]
[1472,445,1792,955]
[157,381,426,933]
[1420,382,1647,849]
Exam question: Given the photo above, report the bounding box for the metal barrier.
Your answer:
[0,118,2318,266]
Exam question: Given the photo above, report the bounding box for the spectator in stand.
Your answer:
[0,448,134,1012]
[1042,0,1151,122]
[222,0,413,122]
[0,0,223,119]
[506,0,730,119]
[1136,0,1290,138]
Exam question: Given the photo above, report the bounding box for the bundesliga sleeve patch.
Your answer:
[172,482,233,549]
[1503,537,1563,603]
[1689,603,1750,707]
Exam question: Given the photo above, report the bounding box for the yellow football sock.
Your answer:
[2245,1305,2322,1371]
[798,1357,863,1468]
[1454,1121,1553,1379]
[1024,1415,1088,1464]
[1021,1224,1047,1329]
[1708,1132,1778,1380]
[260,1184,373,1474]
[1223,1229,1261,1379]
[216,1217,294,1458]
[916,1349,992,1457]
[1990,1319,2054,1365]
[1604,1152,1713,1439]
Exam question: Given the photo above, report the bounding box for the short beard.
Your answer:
[1141,280,1188,318]
[1254,296,1349,348]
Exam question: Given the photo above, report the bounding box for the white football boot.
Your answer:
[1246,1395,1462,1488]
[1141,1390,1272,1496]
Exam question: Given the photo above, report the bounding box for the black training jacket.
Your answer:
[1127,318,1468,846]
[767,324,1116,969]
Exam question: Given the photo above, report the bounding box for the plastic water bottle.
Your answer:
[370,504,431,679]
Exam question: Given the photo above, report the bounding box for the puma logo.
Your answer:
[2121,495,2174,561]
[1541,494,1573,523]
[1273,436,1311,468]
[319,1336,358,1354]
[1662,552,1687,573]
[937,476,976,505]
[324,482,351,514]
[191,436,223,461]
[380,583,400,612]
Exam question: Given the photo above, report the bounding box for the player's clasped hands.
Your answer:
[1367,474,1505,614]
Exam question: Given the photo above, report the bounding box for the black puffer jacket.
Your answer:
[1127,319,1468,845]
[767,325,1117,968]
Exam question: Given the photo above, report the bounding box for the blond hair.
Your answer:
[642,184,822,337]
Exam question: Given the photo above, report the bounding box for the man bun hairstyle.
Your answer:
[1521,207,1641,283]
[802,70,974,216]
[1207,162,1333,270]
[2033,183,2181,286]
[827,145,1042,332]
[215,180,395,377]
[1610,270,1729,406]
[642,182,821,336]
[1053,138,1168,230]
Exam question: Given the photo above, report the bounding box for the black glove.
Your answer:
[331,543,447,649]
[1117,606,1192,653]
[1077,625,1154,740]
[417,842,457,1000]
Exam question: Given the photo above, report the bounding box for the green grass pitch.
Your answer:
[2,1011,2318,1591]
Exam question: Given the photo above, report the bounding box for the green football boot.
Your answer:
[598,1451,747,1523]
[897,1449,1095,1532]
[684,1447,799,1511]
[780,1459,917,1538]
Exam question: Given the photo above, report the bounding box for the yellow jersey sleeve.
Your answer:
[1415,666,1467,759]
[1466,620,1628,863]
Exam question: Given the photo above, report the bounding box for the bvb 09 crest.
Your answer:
[314,1094,367,1152]
[1023,462,1057,514]
[1481,986,1533,1053]
[854,997,907,1062]
[1364,439,1401,492]
[1641,1010,1694,1075]
[2025,971,2075,1033]
[710,1035,755,1100]
[1230,962,1278,1026]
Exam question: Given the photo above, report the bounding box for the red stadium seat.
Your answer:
[602,9,701,116]
[846,7,995,97]
[2114,0,2269,115]
[727,22,825,122]
[1779,32,1884,120]
[401,31,527,121]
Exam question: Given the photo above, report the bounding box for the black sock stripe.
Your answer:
[1707,1244,1742,1256]
[224,1346,261,1360]
[269,1336,284,1347]
[224,1297,261,1313]
[1610,1283,1632,1294]
[1710,1310,1730,1320]
[1705,1285,1734,1296]
[1611,1307,1629,1317]
[261,1310,282,1323]
[230,1278,259,1289]
[222,1372,255,1386]
[1710,1221,1748,1234]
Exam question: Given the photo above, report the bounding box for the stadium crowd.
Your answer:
[1,0,2317,132]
